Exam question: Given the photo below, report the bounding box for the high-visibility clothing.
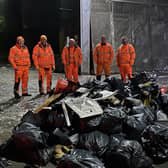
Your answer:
[32,43,55,93]
[116,43,135,66]
[119,64,132,83]
[61,46,82,83]
[8,45,31,69]
[8,45,31,95]
[38,67,52,93]
[96,63,112,76]
[116,43,136,82]
[32,43,55,69]
[93,43,114,76]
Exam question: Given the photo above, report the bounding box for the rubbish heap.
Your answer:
[1,72,168,168]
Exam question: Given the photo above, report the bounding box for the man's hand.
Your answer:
[36,66,39,70]
[52,66,55,71]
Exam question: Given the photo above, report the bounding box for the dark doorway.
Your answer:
[1,0,80,72]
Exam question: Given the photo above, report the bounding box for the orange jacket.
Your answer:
[61,46,82,65]
[8,45,31,69]
[116,43,136,66]
[32,43,55,68]
[93,43,114,64]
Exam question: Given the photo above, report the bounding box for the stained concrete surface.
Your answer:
[0,65,168,167]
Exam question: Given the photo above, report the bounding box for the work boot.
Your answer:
[40,92,44,95]
[22,93,32,96]
[14,92,21,99]
[96,75,101,81]
[105,75,110,79]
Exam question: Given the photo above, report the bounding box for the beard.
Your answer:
[41,41,47,47]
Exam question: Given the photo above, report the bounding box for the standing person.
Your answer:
[8,36,31,99]
[116,36,136,83]
[61,38,82,85]
[93,35,114,80]
[32,35,55,94]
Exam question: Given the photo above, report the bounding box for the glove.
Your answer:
[54,145,72,159]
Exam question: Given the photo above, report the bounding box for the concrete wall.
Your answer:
[91,0,168,73]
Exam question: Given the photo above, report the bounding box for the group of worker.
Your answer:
[8,34,136,99]
[94,35,136,82]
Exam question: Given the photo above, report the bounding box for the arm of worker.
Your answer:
[93,46,98,64]
[61,47,67,66]
[129,45,136,66]
[27,48,31,68]
[32,46,39,70]
[8,47,17,70]
[49,45,55,70]
[116,50,120,67]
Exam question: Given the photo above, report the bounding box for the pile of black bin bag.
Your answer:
[1,72,168,168]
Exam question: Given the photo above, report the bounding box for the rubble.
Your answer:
[1,72,168,167]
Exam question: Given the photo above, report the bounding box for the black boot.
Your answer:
[22,93,32,96]
[14,80,20,99]
[39,79,44,95]
[96,75,101,81]
[105,75,110,79]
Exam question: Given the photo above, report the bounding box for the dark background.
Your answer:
[0,0,80,72]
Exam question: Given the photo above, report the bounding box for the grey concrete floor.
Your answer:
[0,65,168,167]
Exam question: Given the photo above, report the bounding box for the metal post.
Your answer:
[80,0,91,74]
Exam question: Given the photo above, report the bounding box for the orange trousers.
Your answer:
[38,67,52,93]
[14,67,29,95]
[119,64,132,83]
[66,64,79,83]
[96,63,111,77]
[64,65,68,78]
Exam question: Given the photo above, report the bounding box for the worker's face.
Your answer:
[17,38,24,47]
[101,37,106,45]
[40,39,47,47]
[121,38,128,45]
[69,40,75,48]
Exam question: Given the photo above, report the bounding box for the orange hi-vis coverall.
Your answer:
[32,43,55,94]
[61,46,82,83]
[93,43,114,78]
[116,43,136,83]
[8,44,31,95]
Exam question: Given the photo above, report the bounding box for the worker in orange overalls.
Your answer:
[93,35,114,80]
[32,35,55,94]
[8,36,31,99]
[116,36,136,83]
[61,38,82,84]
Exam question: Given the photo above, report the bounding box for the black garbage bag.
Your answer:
[124,97,143,109]
[99,107,126,134]
[130,105,154,115]
[123,106,155,140]
[46,110,66,132]
[130,72,153,87]
[13,122,49,149]
[21,110,49,128]
[108,133,126,151]
[104,140,153,168]
[72,114,102,133]
[57,149,105,168]
[0,137,54,166]
[142,124,168,164]
[104,77,126,99]
[78,131,109,157]
[104,77,125,92]
[47,128,72,146]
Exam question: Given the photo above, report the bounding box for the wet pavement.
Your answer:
[0,65,168,167]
